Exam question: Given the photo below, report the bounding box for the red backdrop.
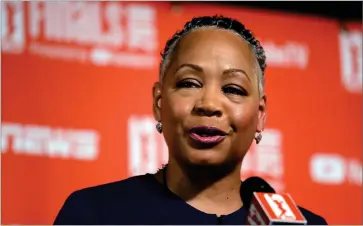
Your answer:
[2,2,362,224]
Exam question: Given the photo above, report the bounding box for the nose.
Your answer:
[193,86,223,117]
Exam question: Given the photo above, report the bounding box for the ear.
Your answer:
[152,82,162,122]
[257,94,267,132]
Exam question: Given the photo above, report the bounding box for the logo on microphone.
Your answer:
[251,192,307,224]
[246,203,265,225]
[264,194,296,220]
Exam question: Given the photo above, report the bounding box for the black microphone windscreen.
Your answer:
[241,176,275,208]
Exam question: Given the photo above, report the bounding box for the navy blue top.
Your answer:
[54,174,328,225]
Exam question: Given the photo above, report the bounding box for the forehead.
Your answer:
[174,28,256,73]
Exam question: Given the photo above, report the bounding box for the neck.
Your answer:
[160,158,243,215]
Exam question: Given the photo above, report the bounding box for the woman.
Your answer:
[54,15,327,225]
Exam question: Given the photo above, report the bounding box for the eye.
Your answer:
[222,85,248,96]
[176,79,201,89]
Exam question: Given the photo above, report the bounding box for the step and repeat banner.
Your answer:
[2,2,362,224]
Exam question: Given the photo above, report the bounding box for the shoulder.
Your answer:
[74,173,155,196]
[66,173,155,202]
[54,174,157,224]
[298,206,328,225]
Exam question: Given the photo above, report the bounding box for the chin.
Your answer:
[185,150,228,166]
[181,151,240,178]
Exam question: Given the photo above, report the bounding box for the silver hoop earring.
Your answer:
[255,132,262,144]
[156,122,162,134]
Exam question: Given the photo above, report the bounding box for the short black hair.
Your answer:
[159,15,267,91]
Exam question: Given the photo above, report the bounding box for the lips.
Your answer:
[188,126,227,146]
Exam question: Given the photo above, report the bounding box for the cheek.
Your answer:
[162,94,194,123]
[230,103,259,130]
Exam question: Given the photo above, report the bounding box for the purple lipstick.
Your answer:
[188,126,227,145]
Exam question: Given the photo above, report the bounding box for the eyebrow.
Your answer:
[175,63,250,81]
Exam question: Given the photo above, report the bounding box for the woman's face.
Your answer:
[153,28,266,167]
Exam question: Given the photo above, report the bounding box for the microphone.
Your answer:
[242,177,307,225]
